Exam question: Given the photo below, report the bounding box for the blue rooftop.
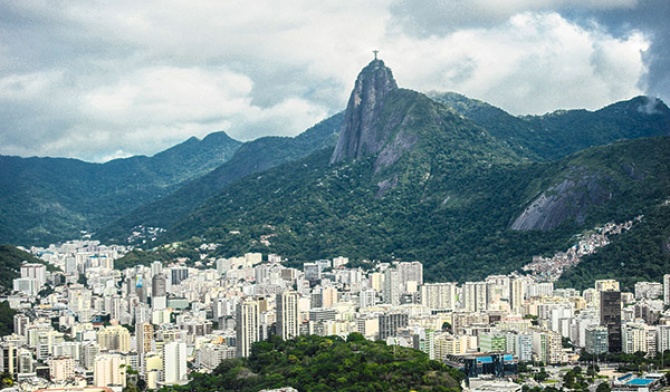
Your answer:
[475,354,514,363]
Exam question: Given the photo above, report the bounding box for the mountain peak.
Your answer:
[330,59,398,163]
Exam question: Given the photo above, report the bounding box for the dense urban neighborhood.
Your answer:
[1,236,670,392]
[1,7,669,392]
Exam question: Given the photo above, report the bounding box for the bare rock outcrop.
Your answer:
[511,173,612,231]
[330,59,398,164]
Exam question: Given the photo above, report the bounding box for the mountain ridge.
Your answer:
[96,113,343,243]
[0,131,242,245]
[157,135,670,284]
[3,58,670,290]
[130,59,670,285]
[430,92,670,161]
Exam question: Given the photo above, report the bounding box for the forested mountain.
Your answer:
[96,113,343,243]
[430,92,670,161]
[4,57,670,287]
[134,59,670,284]
[158,135,669,283]
[0,132,242,245]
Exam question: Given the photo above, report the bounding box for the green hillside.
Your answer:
[155,136,670,283]
[431,93,670,161]
[97,113,343,244]
[106,61,670,286]
[558,203,670,291]
[166,334,463,392]
[0,132,241,245]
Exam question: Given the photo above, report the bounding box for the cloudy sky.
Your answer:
[1,1,668,162]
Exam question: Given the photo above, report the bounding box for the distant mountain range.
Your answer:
[95,113,342,242]
[0,132,241,244]
[2,59,669,288]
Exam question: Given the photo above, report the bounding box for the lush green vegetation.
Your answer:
[0,132,241,245]
[580,350,670,373]
[0,302,17,336]
[561,366,590,391]
[556,138,670,291]
[108,86,670,286]
[431,93,670,161]
[97,113,343,244]
[134,135,670,284]
[5,77,669,289]
[163,333,463,392]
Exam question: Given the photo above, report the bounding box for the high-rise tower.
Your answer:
[276,291,300,341]
[236,299,260,358]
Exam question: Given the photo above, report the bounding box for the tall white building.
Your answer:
[462,282,487,312]
[321,287,338,309]
[657,325,670,354]
[94,353,126,388]
[236,299,260,358]
[663,274,670,305]
[163,341,187,385]
[79,341,99,371]
[383,269,400,305]
[505,332,532,362]
[397,261,423,291]
[97,324,131,352]
[622,322,656,356]
[13,314,29,337]
[12,278,38,296]
[276,292,300,341]
[48,356,75,382]
[136,322,154,371]
[359,289,376,309]
[421,283,458,312]
[20,264,47,288]
[509,276,525,315]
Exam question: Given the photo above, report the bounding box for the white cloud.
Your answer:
[386,12,649,114]
[83,67,254,124]
[389,0,639,35]
[0,1,661,161]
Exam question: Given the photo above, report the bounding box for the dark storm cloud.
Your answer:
[566,0,670,100]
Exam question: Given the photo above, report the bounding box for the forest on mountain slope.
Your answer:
[142,135,670,284]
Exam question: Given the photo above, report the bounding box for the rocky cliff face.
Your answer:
[330,59,398,164]
[511,166,617,231]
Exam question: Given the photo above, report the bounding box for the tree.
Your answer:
[534,367,548,382]
[562,337,575,349]
[563,370,576,389]
[596,381,612,392]
[346,332,366,343]
[518,361,530,373]
[0,372,13,388]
